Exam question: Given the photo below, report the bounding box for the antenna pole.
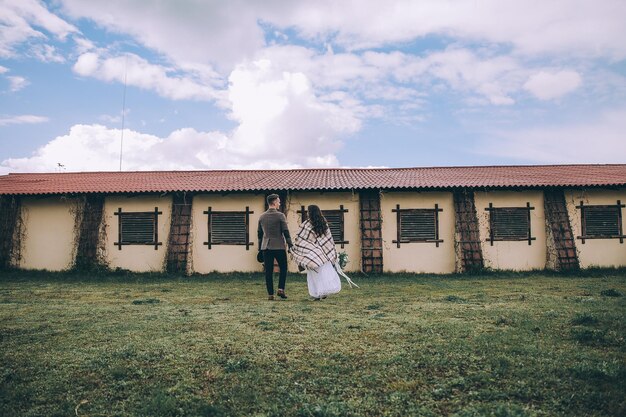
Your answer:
[119,55,128,171]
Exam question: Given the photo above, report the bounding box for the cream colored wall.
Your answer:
[191,194,266,273]
[13,187,625,274]
[286,192,361,272]
[19,196,79,271]
[474,191,547,271]
[564,188,626,268]
[102,195,172,272]
[380,192,456,273]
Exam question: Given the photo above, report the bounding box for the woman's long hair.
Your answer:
[307,205,328,236]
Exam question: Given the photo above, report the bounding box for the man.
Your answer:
[258,193,293,300]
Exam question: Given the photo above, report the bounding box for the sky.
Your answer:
[0,0,625,174]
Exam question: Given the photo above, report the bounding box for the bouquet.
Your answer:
[338,251,349,269]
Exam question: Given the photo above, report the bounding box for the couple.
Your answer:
[257,193,344,301]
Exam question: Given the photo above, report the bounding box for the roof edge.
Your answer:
[2,162,626,177]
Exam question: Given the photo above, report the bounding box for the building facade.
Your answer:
[1,165,625,274]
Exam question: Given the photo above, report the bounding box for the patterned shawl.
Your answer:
[290,219,337,270]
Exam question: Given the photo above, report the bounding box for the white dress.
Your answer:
[307,261,341,298]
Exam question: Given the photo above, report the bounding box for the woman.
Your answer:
[290,205,341,300]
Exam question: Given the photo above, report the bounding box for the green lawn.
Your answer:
[1,270,625,417]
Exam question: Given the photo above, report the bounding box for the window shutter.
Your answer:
[324,211,343,243]
[392,204,443,247]
[120,213,155,243]
[584,207,619,237]
[576,200,624,243]
[211,212,247,244]
[114,207,162,250]
[203,207,253,249]
[485,203,535,245]
[400,210,436,240]
[491,209,528,240]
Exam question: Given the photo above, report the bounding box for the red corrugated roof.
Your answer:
[0,165,625,195]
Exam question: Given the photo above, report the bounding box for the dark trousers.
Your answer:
[263,249,288,295]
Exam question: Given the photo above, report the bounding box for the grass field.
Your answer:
[1,269,625,417]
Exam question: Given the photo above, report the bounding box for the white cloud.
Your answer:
[479,108,626,163]
[523,70,582,100]
[227,59,360,161]
[60,0,268,70]
[58,0,626,66]
[30,44,65,63]
[1,0,623,172]
[6,75,29,92]
[3,0,612,120]
[73,52,99,75]
[2,124,160,172]
[98,110,128,125]
[250,46,396,122]
[282,0,626,60]
[0,67,31,93]
[73,36,95,54]
[1,60,361,172]
[257,46,527,107]
[0,0,77,58]
[1,124,232,172]
[0,114,49,126]
[72,52,221,101]
[393,48,526,105]
[35,0,621,121]
[256,46,368,91]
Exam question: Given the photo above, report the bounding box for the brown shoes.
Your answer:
[268,290,286,300]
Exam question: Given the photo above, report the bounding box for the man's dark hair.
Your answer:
[266,193,280,206]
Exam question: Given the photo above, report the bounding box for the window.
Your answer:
[392,204,443,247]
[576,200,624,244]
[485,202,535,245]
[203,206,254,249]
[114,207,162,250]
[298,205,349,248]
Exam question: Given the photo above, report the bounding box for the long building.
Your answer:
[0,164,625,274]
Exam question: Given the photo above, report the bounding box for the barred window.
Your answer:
[576,200,624,244]
[203,206,253,249]
[485,203,535,245]
[392,204,443,247]
[114,207,162,250]
[298,205,349,248]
